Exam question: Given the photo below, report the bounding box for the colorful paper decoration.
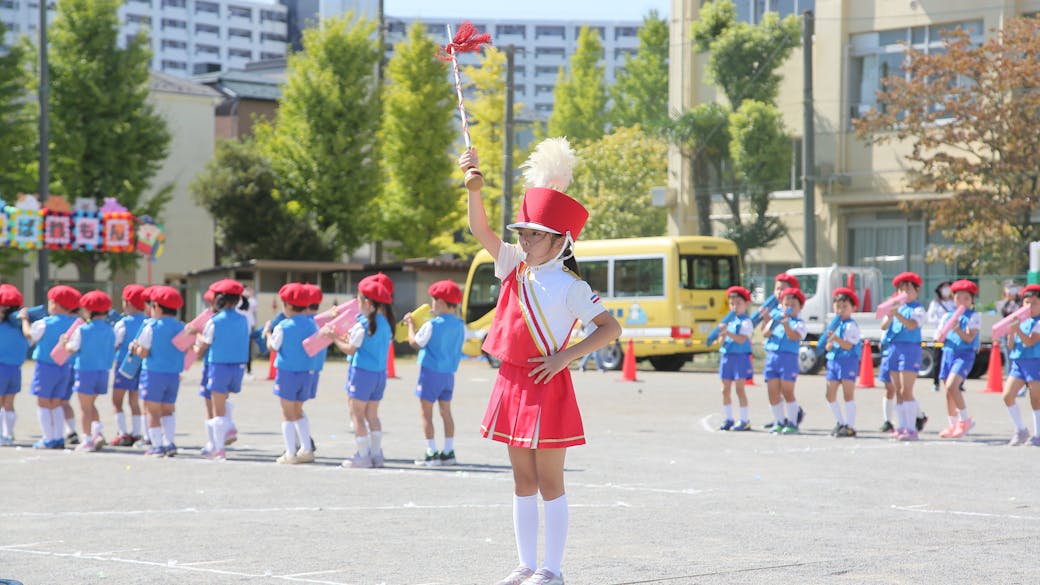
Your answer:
[9,208,43,249]
[102,212,134,252]
[43,212,73,250]
[73,212,102,251]
[0,194,141,253]
[136,220,165,259]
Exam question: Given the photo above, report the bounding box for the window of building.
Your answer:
[387,21,406,34]
[535,65,559,77]
[535,47,565,58]
[496,24,526,38]
[229,6,252,19]
[126,14,151,25]
[195,44,219,55]
[228,28,252,40]
[195,1,218,14]
[732,0,816,24]
[0,1,18,9]
[514,85,526,96]
[535,103,554,112]
[514,65,526,76]
[162,0,185,7]
[426,23,445,37]
[535,84,554,96]
[260,52,282,60]
[576,26,604,40]
[161,18,186,30]
[2,20,18,32]
[161,59,187,70]
[195,23,219,35]
[261,32,287,43]
[614,48,637,60]
[162,39,187,49]
[535,25,565,40]
[229,48,253,59]
[614,26,637,40]
[193,62,222,75]
[261,10,286,22]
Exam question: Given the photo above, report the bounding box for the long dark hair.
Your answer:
[215,293,242,311]
[1,305,20,321]
[363,297,396,337]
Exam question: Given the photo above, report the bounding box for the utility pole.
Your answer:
[801,10,816,267]
[36,0,49,303]
[502,45,515,240]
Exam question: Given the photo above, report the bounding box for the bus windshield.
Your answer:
[464,262,499,323]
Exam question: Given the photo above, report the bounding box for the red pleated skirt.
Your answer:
[480,361,585,449]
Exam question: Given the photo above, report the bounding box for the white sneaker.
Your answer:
[295,449,315,463]
[521,569,564,585]
[276,451,299,464]
[1009,428,1031,446]
[341,452,372,468]
[494,565,534,585]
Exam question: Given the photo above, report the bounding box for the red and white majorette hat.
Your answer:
[507,138,589,241]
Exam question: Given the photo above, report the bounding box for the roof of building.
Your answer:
[149,70,224,99]
[193,68,283,102]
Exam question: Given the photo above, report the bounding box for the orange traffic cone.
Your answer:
[983,344,1003,393]
[620,339,638,382]
[267,351,278,380]
[745,354,756,386]
[856,341,875,388]
[387,343,398,378]
[862,288,872,313]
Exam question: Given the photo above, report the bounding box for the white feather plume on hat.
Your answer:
[521,137,576,192]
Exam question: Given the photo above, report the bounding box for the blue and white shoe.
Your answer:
[731,420,752,432]
[33,438,48,449]
[145,445,166,457]
[0,435,14,446]
[718,419,734,431]
[164,444,177,457]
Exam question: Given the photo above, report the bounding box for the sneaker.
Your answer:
[780,424,800,435]
[48,438,65,449]
[731,420,751,432]
[276,451,299,464]
[205,449,226,460]
[75,437,96,452]
[891,428,907,439]
[898,429,919,441]
[938,424,957,438]
[0,435,13,446]
[131,434,147,447]
[796,407,805,425]
[164,444,178,457]
[495,565,535,585]
[1029,435,1040,447]
[92,435,106,450]
[66,431,80,445]
[830,423,844,437]
[371,449,385,468]
[521,568,564,585]
[310,437,317,452]
[295,449,315,463]
[838,426,857,438]
[1009,428,1031,446]
[32,438,48,449]
[949,417,975,438]
[200,443,214,456]
[879,420,894,433]
[112,433,134,447]
[145,445,166,457]
[718,419,734,431]
[762,421,776,430]
[769,420,787,434]
[341,452,372,468]
[439,450,457,465]
[915,413,928,432]
[415,450,441,466]
[224,428,238,446]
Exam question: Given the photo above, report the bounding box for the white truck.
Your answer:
[783,265,998,378]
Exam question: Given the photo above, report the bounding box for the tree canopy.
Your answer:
[548,26,608,144]
[610,11,670,134]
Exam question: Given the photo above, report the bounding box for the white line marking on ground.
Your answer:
[891,504,1040,521]
[699,414,715,433]
[0,540,64,549]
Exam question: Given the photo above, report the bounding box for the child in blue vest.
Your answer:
[111,284,148,446]
[21,285,81,449]
[194,279,249,460]
[764,287,807,434]
[1001,283,1040,446]
[195,285,218,454]
[937,280,981,439]
[66,291,117,452]
[330,275,395,469]
[715,286,754,432]
[131,286,186,457]
[824,288,862,437]
[266,283,318,464]
[302,283,324,452]
[881,272,926,441]
[0,284,29,446]
[759,274,804,430]
[406,280,466,465]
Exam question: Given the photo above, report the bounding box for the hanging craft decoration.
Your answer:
[0,194,139,253]
[136,218,165,259]
[43,195,73,250]
[8,194,43,250]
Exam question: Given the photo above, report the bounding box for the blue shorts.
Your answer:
[825,354,859,381]
[74,370,109,396]
[207,363,245,395]
[718,353,752,382]
[763,351,799,382]
[878,346,892,383]
[1009,358,1040,383]
[139,370,181,404]
[273,370,312,402]
[940,348,975,381]
[416,367,455,402]
[0,363,21,396]
[112,363,140,392]
[31,361,72,400]
[197,362,212,399]
[308,371,320,400]
[347,366,386,402]
[888,342,921,373]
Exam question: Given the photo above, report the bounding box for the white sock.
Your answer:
[513,494,538,570]
[542,494,569,576]
[947,415,958,427]
[282,421,298,454]
[1033,410,1040,436]
[65,417,76,434]
[443,437,454,452]
[225,401,235,426]
[212,416,228,449]
[845,401,856,429]
[896,401,907,429]
[6,409,14,436]
[369,430,383,454]
[38,407,53,441]
[294,417,311,452]
[148,426,163,447]
[723,404,733,420]
[355,435,371,457]
[785,401,800,426]
[204,418,217,450]
[133,415,145,436]
[0,408,12,437]
[739,406,749,422]
[883,397,895,422]
[828,401,844,425]
[957,409,969,422]
[425,438,436,452]
[115,411,127,434]
[160,415,176,446]
[1008,404,1025,431]
[90,421,103,438]
[770,403,784,424]
[51,408,65,439]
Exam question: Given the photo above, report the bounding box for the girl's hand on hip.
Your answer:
[528,353,569,384]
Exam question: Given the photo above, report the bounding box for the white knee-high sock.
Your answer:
[785,401,800,426]
[542,494,569,576]
[133,415,145,436]
[0,408,13,437]
[845,401,857,429]
[1008,404,1025,431]
[828,401,844,425]
[37,407,53,440]
[770,403,784,424]
[225,401,235,426]
[294,417,311,451]
[513,495,538,570]
[115,411,127,434]
[370,430,383,454]
[282,421,298,454]
[1033,410,1040,436]
[160,415,176,446]
[883,397,895,422]
[204,418,217,450]
[51,408,64,439]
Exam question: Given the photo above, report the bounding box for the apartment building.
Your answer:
[0,0,289,77]
[668,0,1027,291]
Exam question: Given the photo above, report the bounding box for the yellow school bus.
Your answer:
[461,236,742,371]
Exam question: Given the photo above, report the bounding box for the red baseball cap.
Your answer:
[726,286,750,302]
[48,285,82,312]
[832,287,859,309]
[950,279,978,297]
[210,278,244,296]
[0,284,23,307]
[278,283,310,307]
[80,290,113,313]
[358,275,393,305]
[122,284,146,310]
[780,287,805,306]
[893,272,922,288]
[775,273,799,288]
[429,280,463,305]
[149,286,183,310]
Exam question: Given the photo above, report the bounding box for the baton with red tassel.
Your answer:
[438,21,492,190]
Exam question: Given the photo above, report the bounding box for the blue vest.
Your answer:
[417,314,465,373]
[274,315,317,372]
[208,309,249,363]
[942,309,979,352]
[1010,317,1040,360]
[889,302,923,344]
[0,315,28,366]
[718,314,751,355]
[353,313,391,372]
[764,313,803,354]
[75,319,116,371]
[826,318,862,360]
[142,317,186,374]
[114,313,146,367]
[32,314,77,366]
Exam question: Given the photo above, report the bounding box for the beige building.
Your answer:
[668,0,1033,295]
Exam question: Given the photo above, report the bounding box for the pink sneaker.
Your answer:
[938,425,957,438]
[949,417,975,438]
[891,428,907,439]
[898,429,919,441]
[224,428,238,446]
[75,438,95,452]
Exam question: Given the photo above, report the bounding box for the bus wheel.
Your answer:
[918,348,937,379]
[483,352,502,369]
[599,342,624,371]
[649,355,687,372]
[798,345,823,375]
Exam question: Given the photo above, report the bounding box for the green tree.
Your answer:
[610,11,669,133]
[255,13,381,254]
[191,139,337,262]
[854,18,1040,275]
[48,0,171,281]
[379,23,456,258]
[0,25,37,275]
[666,102,730,236]
[548,26,608,144]
[570,125,667,239]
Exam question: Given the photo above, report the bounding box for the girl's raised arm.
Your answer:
[460,148,502,260]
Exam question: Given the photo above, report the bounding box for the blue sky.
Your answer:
[383,0,670,21]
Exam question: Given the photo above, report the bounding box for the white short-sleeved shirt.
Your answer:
[347,321,366,348]
[29,320,46,344]
[199,320,215,345]
[114,320,126,347]
[840,320,861,344]
[268,322,284,351]
[136,323,154,350]
[414,321,433,348]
